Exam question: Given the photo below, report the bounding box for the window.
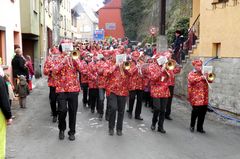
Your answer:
[212,43,221,58]
[212,0,229,4]
[0,30,6,65]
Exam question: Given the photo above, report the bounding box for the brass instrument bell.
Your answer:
[70,50,80,60]
[207,73,216,82]
[123,61,131,70]
[166,59,176,70]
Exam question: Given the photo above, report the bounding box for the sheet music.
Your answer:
[61,43,73,52]
[202,66,213,74]
[157,56,168,66]
[116,54,127,64]
[97,54,104,60]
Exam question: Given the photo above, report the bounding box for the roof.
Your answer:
[101,0,122,9]
[72,2,98,23]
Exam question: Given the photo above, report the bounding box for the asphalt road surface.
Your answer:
[6,79,240,159]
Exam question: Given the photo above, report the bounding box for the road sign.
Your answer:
[94,29,105,41]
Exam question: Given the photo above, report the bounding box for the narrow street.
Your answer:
[6,79,240,159]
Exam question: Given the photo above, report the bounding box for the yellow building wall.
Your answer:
[196,1,240,58]
[190,0,200,27]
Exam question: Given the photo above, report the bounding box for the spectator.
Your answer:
[25,55,34,91]
[11,48,29,90]
[172,30,184,64]
[16,75,30,109]
[0,74,13,158]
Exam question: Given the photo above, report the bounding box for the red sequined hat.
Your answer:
[192,59,203,67]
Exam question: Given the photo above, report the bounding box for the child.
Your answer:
[16,75,29,108]
[4,74,16,119]
[4,74,15,107]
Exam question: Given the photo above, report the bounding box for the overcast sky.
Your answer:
[71,0,105,11]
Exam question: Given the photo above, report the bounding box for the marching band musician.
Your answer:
[43,46,60,123]
[165,52,181,120]
[96,51,108,120]
[88,55,99,114]
[188,59,212,133]
[52,42,87,141]
[103,51,130,136]
[127,51,144,120]
[149,53,171,134]
[79,51,90,108]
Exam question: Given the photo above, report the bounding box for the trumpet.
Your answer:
[69,50,80,60]
[166,59,176,70]
[123,61,131,70]
[207,73,216,82]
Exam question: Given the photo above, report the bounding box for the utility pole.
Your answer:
[157,0,168,51]
[159,0,166,35]
[52,0,61,45]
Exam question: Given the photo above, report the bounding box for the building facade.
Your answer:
[72,2,98,41]
[0,0,22,76]
[98,0,125,39]
[59,0,72,40]
[175,0,240,114]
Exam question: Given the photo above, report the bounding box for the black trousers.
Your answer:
[57,92,79,135]
[109,93,127,131]
[165,86,174,117]
[81,83,89,105]
[190,105,207,131]
[49,86,58,117]
[105,96,110,120]
[152,98,168,129]
[129,90,143,117]
[98,88,105,115]
[89,88,99,112]
[144,91,153,108]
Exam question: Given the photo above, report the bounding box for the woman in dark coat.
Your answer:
[0,75,12,158]
[11,48,29,89]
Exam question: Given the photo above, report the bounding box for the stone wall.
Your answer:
[175,57,240,115]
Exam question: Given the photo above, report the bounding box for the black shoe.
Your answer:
[99,114,103,121]
[151,124,156,131]
[197,129,206,133]
[128,112,132,119]
[158,128,166,134]
[59,131,65,140]
[83,103,86,107]
[52,116,57,123]
[135,116,143,120]
[207,107,213,112]
[69,134,75,141]
[117,130,123,136]
[109,129,114,136]
[91,109,95,113]
[165,116,172,120]
[190,127,194,132]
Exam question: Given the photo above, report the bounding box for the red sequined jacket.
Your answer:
[52,55,87,93]
[188,71,212,106]
[88,61,98,89]
[148,62,170,98]
[128,61,144,91]
[96,60,108,89]
[103,60,130,96]
[167,66,181,86]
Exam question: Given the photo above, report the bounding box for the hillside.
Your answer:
[122,0,192,44]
